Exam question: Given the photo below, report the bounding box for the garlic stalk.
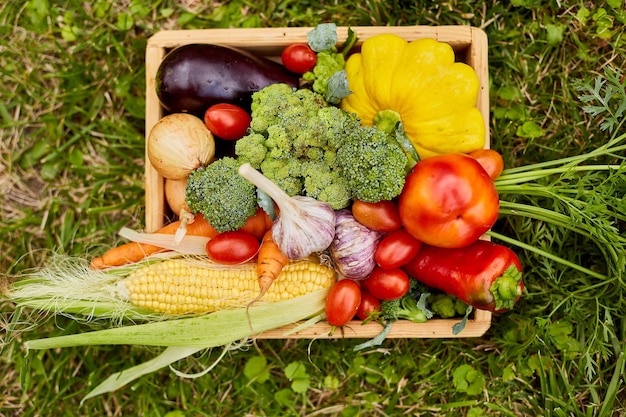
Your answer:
[238,163,336,260]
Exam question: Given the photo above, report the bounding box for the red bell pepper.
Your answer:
[398,153,500,248]
[402,239,524,312]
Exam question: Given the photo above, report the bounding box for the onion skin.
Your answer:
[165,177,191,215]
[330,209,383,280]
[148,113,215,180]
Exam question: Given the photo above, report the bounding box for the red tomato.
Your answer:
[351,199,402,232]
[375,228,422,269]
[206,230,260,264]
[356,289,381,320]
[468,148,504,180]
[362,267,410,301]
[398,153,500,248]
[325,279,361,327]
[281,44,317,74]
[203,103,251,141]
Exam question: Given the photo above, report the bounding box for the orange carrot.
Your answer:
[89,214,219,270]
[238,207,274,240]
[256,230,289,298]
[246,229,289,321]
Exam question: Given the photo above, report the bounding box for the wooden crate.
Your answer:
[144,26,492,339]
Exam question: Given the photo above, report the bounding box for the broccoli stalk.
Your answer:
[380,295,431,323]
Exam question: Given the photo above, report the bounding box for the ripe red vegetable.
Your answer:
[468,148,504,180]
[356,289,381,320]
[399,153,499,248]
[281,44,317,74]
[351,199,402,232]
[204,103,251,141]
[325,279,361,327]
[375,228,422,269]
[362,266,410,301]
[206,230,260,264]
[402,239,524,312]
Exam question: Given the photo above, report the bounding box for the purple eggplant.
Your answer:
[155,43,299,116]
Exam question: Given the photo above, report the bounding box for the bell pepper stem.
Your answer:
[490,265,523,311]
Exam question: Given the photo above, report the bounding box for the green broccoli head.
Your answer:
[185,157,258,233]
[336,127,408,203]
[302,50,345,97]
[235,133,267,168]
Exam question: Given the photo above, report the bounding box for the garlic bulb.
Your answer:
[238,163,336,260]
[148,113,215,180]
[330,209,383,280]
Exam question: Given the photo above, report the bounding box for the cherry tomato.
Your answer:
[203,103,251,141]
[206,230,260,264]
[325,279,361,327]
[375,228,422,269]
[351,199,402,232]
[356,289,381,320]
[281,44,317,74]
[468,148,504,180]
[362,267,410,301]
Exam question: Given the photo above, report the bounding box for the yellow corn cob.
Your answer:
[122,258,336,314]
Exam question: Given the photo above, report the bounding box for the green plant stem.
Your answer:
[495,164,622,186]
[487,230,607,280]
[496,133,626,176]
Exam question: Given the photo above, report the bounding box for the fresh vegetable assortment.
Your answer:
[12,23,625,400]
[143,25,525,330]
[10,24,524,333]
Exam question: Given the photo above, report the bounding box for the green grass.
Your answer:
[1,0,625,415]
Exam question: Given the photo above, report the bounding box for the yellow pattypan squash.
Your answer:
[341,34,486,158]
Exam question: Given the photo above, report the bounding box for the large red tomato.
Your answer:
[398,153,499,248]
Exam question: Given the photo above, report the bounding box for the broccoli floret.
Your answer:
[234,133,267,168]
[260,157,303,196]
[265,125,293,159]
[302,50,346,98]
[336,127,408,203]
[317,106,363,150]
[301,161,351,209]
[378,276,434,323]
[248,84,303,132]
[429,293,469,319]
[380,296,430,323]
[185,157,257,233]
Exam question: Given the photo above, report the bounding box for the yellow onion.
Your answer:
[164,177,191,215]
[147,113,215,180]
